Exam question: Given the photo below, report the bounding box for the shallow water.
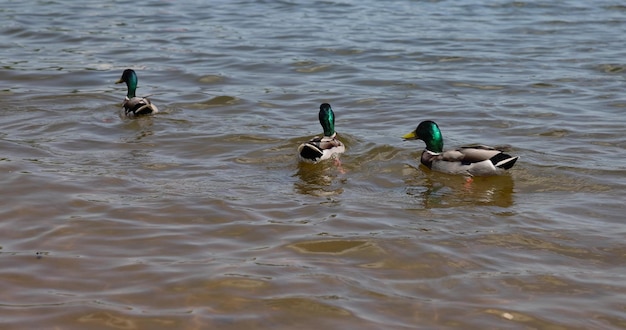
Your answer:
[1,0,625,329]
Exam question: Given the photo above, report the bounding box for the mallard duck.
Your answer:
[298,103,346,163]
[115,69,159,116]
[402,120,519,176]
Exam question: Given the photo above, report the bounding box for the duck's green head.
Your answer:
[402,120,444,153]
[318,103,337,137]
[115,69,138,98]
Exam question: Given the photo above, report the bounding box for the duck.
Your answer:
[298,103,346,163]
[115,69,159,117]
[402,120,519,176]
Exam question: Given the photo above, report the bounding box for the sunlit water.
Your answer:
[1,1,625,329]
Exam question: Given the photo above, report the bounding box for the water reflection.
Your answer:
[120,115,155,142]
[406,170,515,208]
[293,161,346,197]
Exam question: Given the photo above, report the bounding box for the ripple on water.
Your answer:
[289,240,370,254]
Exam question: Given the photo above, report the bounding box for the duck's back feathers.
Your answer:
[122,96,159,117]
[298,134,345,164]
[454,145,502,162]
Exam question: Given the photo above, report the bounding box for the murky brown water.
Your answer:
[1,1,625,329]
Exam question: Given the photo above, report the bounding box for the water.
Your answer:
[1,0,625,329]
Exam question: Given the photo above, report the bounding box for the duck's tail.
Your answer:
[492,153,519,170]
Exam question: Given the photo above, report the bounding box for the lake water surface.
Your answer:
[1,1,625,329]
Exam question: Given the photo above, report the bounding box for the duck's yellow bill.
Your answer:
[115,79,123,84]
[402,131,417,140]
